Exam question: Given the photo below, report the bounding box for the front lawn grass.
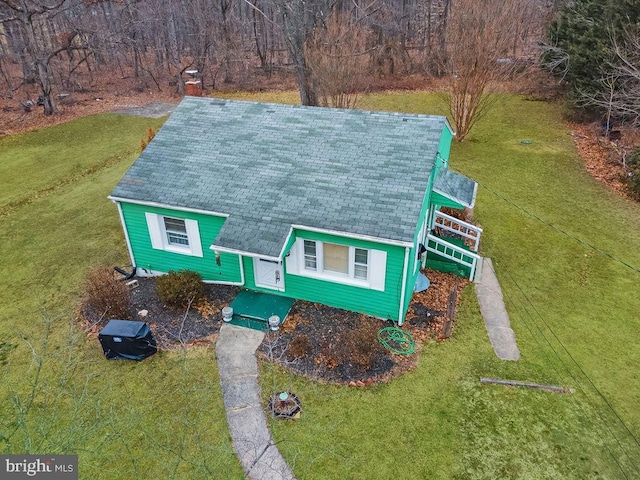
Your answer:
[0,114,163,216]
[1,93,639,479]
[0,114,244,478]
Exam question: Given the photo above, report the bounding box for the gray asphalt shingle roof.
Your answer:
[433,168,478,208]
[111,97,452,257]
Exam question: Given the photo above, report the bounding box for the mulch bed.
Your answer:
[258,269,468,385]
[128,279,239,350]
[81,278,239,350]
[80,269,467,384]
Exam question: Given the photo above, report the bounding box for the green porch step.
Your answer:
[228,315,270,331]
[228,290,295,331]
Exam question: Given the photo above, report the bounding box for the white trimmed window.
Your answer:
[145,213,203,257]
[287,238,385,291]
[354,248,368,279]
[164,217,189,247]
[303,240,317,270]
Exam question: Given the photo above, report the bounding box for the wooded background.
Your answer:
[0,0,554,116]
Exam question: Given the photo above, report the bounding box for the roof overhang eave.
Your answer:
[108,196,230,218]
[209,244,281,262]
[291,224,414,248]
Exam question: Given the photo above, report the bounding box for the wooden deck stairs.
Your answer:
[425,211,483,281]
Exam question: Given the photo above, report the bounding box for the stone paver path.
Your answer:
[475,257,520,361]
[216,323,296,480]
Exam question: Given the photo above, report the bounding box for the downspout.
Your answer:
[115,201,136,275]
[397,246,410,326]
[236,256,245,286]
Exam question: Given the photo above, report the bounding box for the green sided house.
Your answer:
[109,96,482,325]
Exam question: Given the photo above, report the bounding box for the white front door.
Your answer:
[254,258,284,291]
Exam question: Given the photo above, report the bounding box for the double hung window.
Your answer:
[286,236,386,291]
[164,217,189,247]
[145,212,203,257]
[302,240,368,281]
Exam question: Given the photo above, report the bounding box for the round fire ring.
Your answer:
[268,391,302,419]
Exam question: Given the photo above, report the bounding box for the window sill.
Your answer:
[164,244,196,256]
[294,268,371,289]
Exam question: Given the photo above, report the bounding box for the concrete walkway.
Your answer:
[216,323,296,480]
[475,258,520,361]
[112,102,177,118]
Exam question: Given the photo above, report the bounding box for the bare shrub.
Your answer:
[140,126,156,152]
[82,266,131,320]
[322,316,385,371]
[286,334,311,360]
[348,317,386,369]
[156,270,205,309]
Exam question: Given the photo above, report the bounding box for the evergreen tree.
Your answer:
[546,0,640,109]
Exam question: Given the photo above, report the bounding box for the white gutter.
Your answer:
[108,196,229,218]
[433,187,475,209]
[210,244,280,262]
[291,224,413,248]
[397,246,410,326]
[115,201,136,271]
[444,118,456,137]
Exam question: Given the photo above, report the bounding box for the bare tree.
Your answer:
[0,0,85,115]
[0,0,550,116]
[440,0,532,141]
[305,11,373,109]
[272,0,337,106]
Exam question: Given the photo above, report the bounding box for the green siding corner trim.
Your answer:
[119,202,242,283]
[437,126,453,163]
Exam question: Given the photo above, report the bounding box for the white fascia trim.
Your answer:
[291,224,412,248]
[108,196,229,218]
[115,201,136,268]
[397,246,410,326]
[209,244,280,262]
[277,227,295,259]
[470,182,478,209]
